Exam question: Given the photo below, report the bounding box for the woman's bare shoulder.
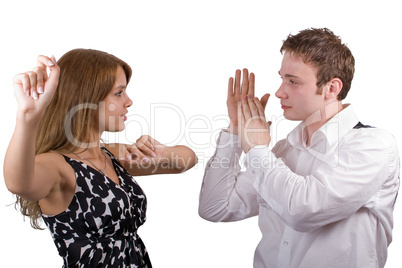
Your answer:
[35,151,73,177]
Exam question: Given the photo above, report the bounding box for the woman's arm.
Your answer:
[104,135,197,176]
[4,55,61,201]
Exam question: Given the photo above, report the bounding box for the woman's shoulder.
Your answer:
[35,151,74,177]
[36,151,66,162]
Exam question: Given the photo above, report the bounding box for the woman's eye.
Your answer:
[115,91,122,96]
[289,80,296,85]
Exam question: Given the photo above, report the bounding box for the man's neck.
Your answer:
[304,101,344,147]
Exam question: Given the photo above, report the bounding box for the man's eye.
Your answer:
[289,80,296,85]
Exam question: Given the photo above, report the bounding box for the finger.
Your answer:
[241,68,249,96]
[238,102,245,129]
[44,55,60,94]
[234,69,241,96]
[128,146,146,161]
[228,77,234,97]
[241,96,252,119]
[14,73,31,97]
[254,97,267,119]
[36,55,55,70]
[260,93,270,110]
[139,142,156,157]
[247,97,260,118]
[32,67,45,94]
[248,72,255,98]
[37,55,60,95]
[136,136,156,157]
[145,135,156,151]
[116,144,132,160]
[26,71,38,100]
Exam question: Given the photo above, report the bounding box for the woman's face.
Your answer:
[98,66,133,132]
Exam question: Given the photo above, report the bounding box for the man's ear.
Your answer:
[324,78,343,100]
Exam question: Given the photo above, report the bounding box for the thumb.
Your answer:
[44,55,60,93]
[267,121,272,128]
[260,93,270,110]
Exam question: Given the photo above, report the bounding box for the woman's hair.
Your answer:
[16,49,132,229]
[280,28,355,100]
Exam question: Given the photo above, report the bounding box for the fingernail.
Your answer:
[32,91,38,100]
[142,157,149,162]
[151,153,156,157]
[126,154,132,160]
[38,87,44,94]
[26,90,30,96]
[48,59,54,66]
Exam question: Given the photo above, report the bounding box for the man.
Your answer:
[199,28,400,267]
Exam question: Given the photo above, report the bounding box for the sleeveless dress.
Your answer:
[42,147,152,268]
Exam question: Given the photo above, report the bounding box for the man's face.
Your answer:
[276,52,325,121]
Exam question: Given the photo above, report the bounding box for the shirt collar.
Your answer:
[287,104,359,152]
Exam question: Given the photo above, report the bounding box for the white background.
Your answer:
[0,0,401,267]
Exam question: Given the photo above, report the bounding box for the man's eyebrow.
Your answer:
[278,71,299,79]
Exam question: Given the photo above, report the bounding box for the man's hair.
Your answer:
[280,28,355,100]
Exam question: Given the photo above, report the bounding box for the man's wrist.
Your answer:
[226,122,238,135]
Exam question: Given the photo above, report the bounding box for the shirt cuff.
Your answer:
[245,145,276,175]
[214,130,242,159]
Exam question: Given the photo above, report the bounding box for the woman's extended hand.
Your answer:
[13,55,60,120]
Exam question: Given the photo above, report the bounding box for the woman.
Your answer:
[4,49,197,267]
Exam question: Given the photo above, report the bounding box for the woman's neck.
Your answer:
[69,131,104,159]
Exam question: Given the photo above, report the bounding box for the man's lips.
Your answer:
[281,104,291,109]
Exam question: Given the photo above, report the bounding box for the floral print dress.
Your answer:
[42,148,152,267]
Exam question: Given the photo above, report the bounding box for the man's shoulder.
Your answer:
[345,123,398,151]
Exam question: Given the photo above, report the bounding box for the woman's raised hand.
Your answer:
[13,55,60,120]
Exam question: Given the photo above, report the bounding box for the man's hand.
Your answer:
[227,69,254,135]
[227,69,269,135]
[239,96,271,153]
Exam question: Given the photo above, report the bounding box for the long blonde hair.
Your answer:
[16,49,132,229]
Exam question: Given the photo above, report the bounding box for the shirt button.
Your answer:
[283,241,289,246]
[251,170,256,174]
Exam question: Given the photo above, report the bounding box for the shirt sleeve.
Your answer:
[198,131,259,222]
[246,128,400,232]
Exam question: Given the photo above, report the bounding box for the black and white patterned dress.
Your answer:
[42,147,152,267]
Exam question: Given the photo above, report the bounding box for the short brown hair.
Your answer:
[280,28,355,100]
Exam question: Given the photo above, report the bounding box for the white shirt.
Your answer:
[199,105,400,268]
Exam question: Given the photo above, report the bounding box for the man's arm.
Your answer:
[240,98,400,232]
[198,131,259,222]
[199,68,269,222]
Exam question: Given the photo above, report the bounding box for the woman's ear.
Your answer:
[324,78,343,100]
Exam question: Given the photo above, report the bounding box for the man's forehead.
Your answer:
[279,52,318,78]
